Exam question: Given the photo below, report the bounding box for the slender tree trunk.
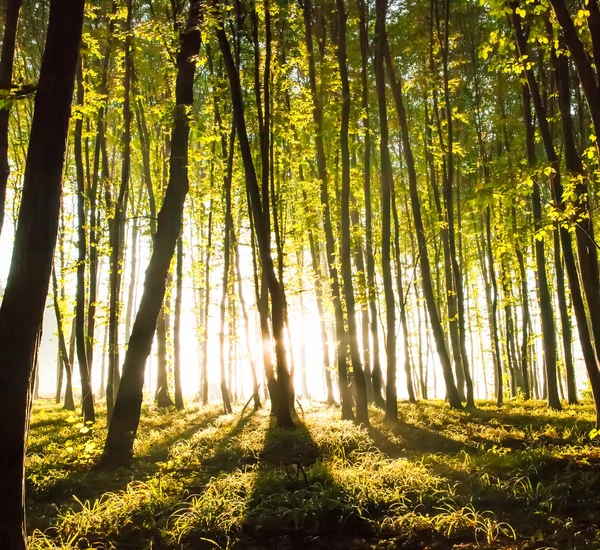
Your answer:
[216,8,295,429]
[514,210,531,399]
[0,0,23,236]
[201,200,213,405]
[357,0,384,408]
[52,268,75,411]
[173,235,184,409]
[74,59,95,422]
[302,0,354,419]
[155,283,175,408]
[100,0,202,465]
[0,0,84,544]
[88,1,116,375]
[374,0,398,422]
[56,349,63,404]
[234,234,261,409]
[125,184,143,338]
[391,178,416,403]
[383,24,461,408]
[107,0,133,421]
[511,7,594,411]
[303,186,336,405]
[554,228,577,403]
[218,127,235,415]
[335,0,369,425]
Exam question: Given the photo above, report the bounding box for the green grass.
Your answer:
[26,398,600,548]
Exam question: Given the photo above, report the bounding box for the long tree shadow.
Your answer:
[238,416,373,550]
[27,405,270,545]
[367,421,465,457]
[27,406,222,516]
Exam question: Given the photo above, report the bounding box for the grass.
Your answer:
[25,398,600,548]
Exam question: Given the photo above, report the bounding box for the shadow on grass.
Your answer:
[238,416,372,550]
[26,406,222,507]
[367,421,465,457]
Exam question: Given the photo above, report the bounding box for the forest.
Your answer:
[1,0,600,547]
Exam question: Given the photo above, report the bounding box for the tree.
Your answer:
[0,0,85,544]
[100,0,202,466]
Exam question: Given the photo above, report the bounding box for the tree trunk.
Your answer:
[303,185,336,405]
[374,0,398,422]
[383,23,461,409]
[302,0,354,419]
[100,0,201,466]
[155,288,175,408]
[88,1,117,376]
[173,234,184,410]
[0,0,84,544]
[52,268,75,411]
[74,59,95,422]
[0,0,23,236]
[335,0,369,425]
[106,0,133,421]
[234,234,261,410]
[218,126,235,415]
[201,200,213,405]
[216,7,295,429]
[391,177,416,403]
[357,0,384,408]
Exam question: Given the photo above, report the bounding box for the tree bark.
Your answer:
[374,0,399,422]
[100,0,201,465]
[0,0,23,236]
[0,0,84,544]
[302,0,354,420]
[383,23,461,409]
[357,0,384,408]
[335,0,369,425]
[52,268,75,411]
[216,6,295,429]
[74,59,95,422]
[173,234,184,409]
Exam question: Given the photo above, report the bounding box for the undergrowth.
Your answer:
[26,398,600,549]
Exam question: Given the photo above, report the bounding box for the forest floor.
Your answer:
[25,398,600,549]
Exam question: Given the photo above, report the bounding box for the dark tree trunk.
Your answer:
[0,0,23,236]
[548,0,600,142]
[552,34,600,400]
[216,7,295,429]
[514,210,531,399]
[52,268,75,411]
[511,6,589,411]
[74,59,95,422]
[391,178,416,403]
[374,0,398,422]
[0,0,84,544]
[155,299,174,407]
[173,235,184,410]
[302,0,354,420]
[383,23,461,409]
[302,186,336,405]
[100,0,201,466]
[335,0,369,425]
[553,228,577,403]
[125,184,143,339]
[107,0,133,421]
[56,349,63,404]
[218,127,235,415]
[201,200,213,405]
[234,234,261,410]
[357,0,384,408]
[88,1,117,375]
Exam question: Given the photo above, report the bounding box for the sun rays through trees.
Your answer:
[3,0,600,546]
